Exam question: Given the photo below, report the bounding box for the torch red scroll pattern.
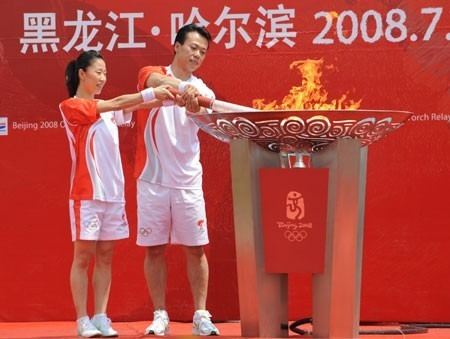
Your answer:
[191,109,412,153]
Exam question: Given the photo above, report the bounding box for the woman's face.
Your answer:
[79,58,107,96]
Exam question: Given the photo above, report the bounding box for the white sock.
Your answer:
[92,313,107,320]
[77,315,90,323]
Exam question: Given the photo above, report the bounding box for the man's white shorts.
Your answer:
[69,200,129,242]
[136,180,209,247]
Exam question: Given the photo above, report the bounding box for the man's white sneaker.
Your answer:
[91,313,118,337]
[77,316,102,338]
[192,310,220,336]
[144,309,170,336]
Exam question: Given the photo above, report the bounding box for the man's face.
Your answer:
[174,31,208,73]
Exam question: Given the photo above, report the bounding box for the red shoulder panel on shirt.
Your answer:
[137,66,166,90]
[60,98,99,125]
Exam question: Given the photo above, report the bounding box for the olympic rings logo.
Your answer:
[139,227,152,237]
[84,217,100,233]
[284,229,308,242]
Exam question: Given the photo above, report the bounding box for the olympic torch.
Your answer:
[168,88,256,113]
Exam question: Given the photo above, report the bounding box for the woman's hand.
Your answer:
[154,85,175,101]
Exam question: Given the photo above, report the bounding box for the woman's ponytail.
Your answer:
[65,60,78,97]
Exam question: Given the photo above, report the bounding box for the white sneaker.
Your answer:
[91,313,118,337]
[192,310,220,336]
[77,316,102,338]
[144,309,170,336]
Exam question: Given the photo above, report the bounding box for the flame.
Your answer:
[329,11,339,19]
[252,59,361,110]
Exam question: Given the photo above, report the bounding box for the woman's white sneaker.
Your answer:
[91,313,118,337]
[77,316,102,338]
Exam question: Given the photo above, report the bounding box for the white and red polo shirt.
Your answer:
[135,65,215,189]
[59,97,130,202]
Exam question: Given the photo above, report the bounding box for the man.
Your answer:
[135,24,219,336]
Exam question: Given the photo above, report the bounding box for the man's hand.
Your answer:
[181,84,201,113]
[173,93,186,107]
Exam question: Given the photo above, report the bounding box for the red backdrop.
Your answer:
[0,0,449,322]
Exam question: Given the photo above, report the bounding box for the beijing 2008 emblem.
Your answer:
[277,191,312,242]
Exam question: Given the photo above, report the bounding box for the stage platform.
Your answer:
[0,321,449,338]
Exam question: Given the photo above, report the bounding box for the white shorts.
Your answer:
[69,200,129,242]
[136,181,209,247]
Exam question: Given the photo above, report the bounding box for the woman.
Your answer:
[59,50,173,338]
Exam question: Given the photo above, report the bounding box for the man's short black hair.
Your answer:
[174,24,212,47]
